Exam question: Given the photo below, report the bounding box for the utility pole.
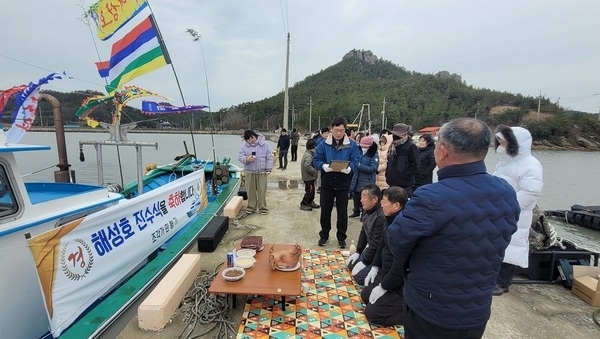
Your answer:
[283,32,291,131]
[308,96,313,134]
[381,97,386,130]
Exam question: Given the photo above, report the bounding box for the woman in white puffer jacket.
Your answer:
[492,125,544,296]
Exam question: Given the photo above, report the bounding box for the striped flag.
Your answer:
[0,84,27,118]
[96,15,171,94]
[5,72,67,143]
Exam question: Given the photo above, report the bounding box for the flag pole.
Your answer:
[146,2,197,156]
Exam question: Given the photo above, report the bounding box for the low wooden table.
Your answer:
[209,243,302,311]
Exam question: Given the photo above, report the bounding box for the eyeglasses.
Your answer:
[331,128,345,133]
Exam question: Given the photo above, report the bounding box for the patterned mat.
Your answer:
[237,249,404,338]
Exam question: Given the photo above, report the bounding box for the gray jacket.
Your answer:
[300,149,318,181]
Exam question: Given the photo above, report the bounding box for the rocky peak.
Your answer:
[343,49,378,64]
[435,70,462,82]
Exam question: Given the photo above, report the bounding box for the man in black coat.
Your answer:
[360,186,409,326]
[276,128,290,170]
[385,123,420,197]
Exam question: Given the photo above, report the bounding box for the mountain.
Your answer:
[218,49,600,150]
[2,49,600,149]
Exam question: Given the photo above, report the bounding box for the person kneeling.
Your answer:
[360,186,408,326]
[345,184,386,285]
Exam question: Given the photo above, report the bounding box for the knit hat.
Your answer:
[359,136,374,148]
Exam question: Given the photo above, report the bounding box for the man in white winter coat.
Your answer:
[492,125,544,295]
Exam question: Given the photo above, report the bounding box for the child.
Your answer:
[300,139,320,211]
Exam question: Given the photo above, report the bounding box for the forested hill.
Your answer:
[3,49,600,149]
[221,49,600,150]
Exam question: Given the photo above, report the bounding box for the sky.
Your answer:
[1,0,600,115]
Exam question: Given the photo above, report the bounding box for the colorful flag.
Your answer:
[0,85,27,118]
[119,85,171,105]
[75,94,113,119]
[5,73,67,144]
[85,117,100,128]
[141,101,208,114]
[88,0,148,41]
[96,15,171,94]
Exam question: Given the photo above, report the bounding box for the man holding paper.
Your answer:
[313,116,362,248]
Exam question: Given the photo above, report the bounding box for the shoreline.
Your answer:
[18,127,600,152]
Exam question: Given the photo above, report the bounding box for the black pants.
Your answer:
[347,252,370,285]
[404,306,486,339]
[291,144,298,161]
[352,190,362,214]
[301,180,315,205]
[278,149,288,169]
[496,262,517,288]
[360,278,405,326]
[403,185,414,198]
[319,187,349,242]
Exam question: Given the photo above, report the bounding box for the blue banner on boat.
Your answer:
[141,101,208,114]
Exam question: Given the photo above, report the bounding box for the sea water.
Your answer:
[14,131,600,252]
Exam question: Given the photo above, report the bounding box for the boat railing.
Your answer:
[79,140,158,196]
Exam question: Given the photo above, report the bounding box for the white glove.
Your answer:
[340,167,352,174]
[351,261,366,276]
[345,253,360,267]
[364,266,379,286]
[322,164,333,172]
[369,284,387,304]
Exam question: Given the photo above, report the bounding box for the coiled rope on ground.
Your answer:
[173,217,258,339]
[593,308,600,327]
[175,267,236,339]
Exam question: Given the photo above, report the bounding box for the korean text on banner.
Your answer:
[88,0,148,41]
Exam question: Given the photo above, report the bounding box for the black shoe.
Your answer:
[318,238,327,246]
[338,240,346,248]
[277,167,283,169]
[349,212,361,218]
[492,285,509,296]
[300,204,312,211]
[309,202,320,209]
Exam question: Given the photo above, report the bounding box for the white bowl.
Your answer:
[236,248,256,258]
[235,256,256,269]
[222,267,245,282]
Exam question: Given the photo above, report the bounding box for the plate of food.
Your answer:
[276,262,301,272]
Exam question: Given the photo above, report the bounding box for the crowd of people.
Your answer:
[238,116,543,338]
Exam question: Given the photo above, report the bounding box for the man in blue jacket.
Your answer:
[314,116,362,248]
[387,118,520,338]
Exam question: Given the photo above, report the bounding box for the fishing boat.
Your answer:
[545,205,600,232]
[0,118,240,338]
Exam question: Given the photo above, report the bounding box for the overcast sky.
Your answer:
[1,0,599,115]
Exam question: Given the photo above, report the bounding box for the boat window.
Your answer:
[0,165,18,218]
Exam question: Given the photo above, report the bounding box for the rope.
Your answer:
[593,308,600,327]
[175,266,237,339]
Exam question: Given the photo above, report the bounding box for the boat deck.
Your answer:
[25,182,112,204]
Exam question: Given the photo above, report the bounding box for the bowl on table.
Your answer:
[236,248,256,258]
[235,255,256,269]
[222,267,245,282]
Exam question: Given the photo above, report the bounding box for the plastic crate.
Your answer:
[515,249,599,282]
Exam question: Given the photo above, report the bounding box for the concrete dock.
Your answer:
[116,141,600,339]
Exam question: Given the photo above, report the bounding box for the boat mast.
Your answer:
[283,32,290,131]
